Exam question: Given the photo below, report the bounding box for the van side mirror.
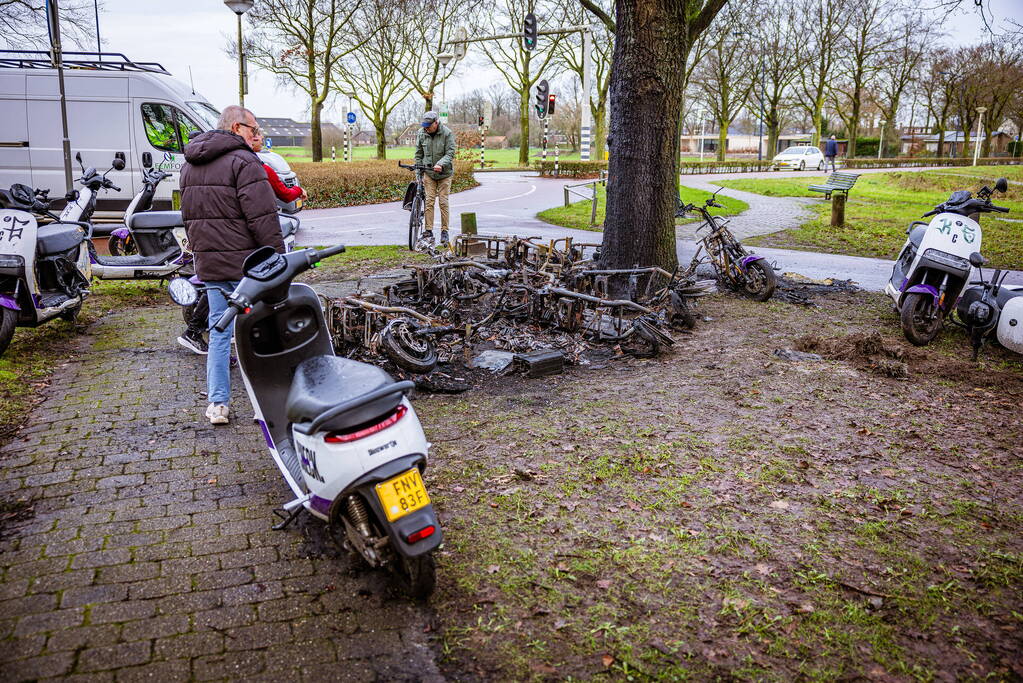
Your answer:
[142,152,152,169]
[969,252,986,268]
[995,177,1008,193]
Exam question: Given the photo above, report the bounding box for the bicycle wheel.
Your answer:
[408,196,424,251]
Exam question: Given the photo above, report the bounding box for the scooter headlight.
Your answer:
[967,300,993,325]
[0,254,24,268]
[923,248,969,271]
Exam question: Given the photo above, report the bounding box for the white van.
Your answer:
[0,50,219,218]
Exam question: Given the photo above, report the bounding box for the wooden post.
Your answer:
[831,193,846,227]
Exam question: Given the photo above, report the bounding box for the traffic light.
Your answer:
[478,115,485,126]
[534,79,549,118]
[547,93,556,116]
[523,12,537,51]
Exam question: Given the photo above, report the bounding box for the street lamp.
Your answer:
[699,109,706,163]
[973,106,987,166]
[878,119,886,159]
[224,0,254,107]
[436,52,455,124]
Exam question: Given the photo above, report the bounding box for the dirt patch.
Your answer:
[419,290,1023,680]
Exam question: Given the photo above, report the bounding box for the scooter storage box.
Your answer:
[36,224,84,256]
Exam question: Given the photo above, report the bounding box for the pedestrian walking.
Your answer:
[825,134,838,173]
[414,111,456,245]
[179,105,284,425]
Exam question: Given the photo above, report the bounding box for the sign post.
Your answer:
[347,111,357,163]
[342,109,349,162]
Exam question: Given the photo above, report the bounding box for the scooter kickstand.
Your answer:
[272,506,305,530]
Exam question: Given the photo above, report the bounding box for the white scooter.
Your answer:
[166,246,441,597]
[955,252,1023,360]
[885,178,1010,345]
[60,154,193,280]
[0,184,92,356]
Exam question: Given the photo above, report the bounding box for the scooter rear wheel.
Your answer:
[900,292,944,346]
[0,307,16,357]
[392,553,436,599]
[108,234,137,256]
[740,260,776,302]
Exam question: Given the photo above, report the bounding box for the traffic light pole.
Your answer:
[542,117,549,163]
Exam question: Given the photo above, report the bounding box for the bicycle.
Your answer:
[679,189,776,301]
[398,162,432,251]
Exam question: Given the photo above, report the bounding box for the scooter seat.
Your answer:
[37,223,85,256]
[127,210,183,230]
[286,355,401,433]
[92,247,180,267]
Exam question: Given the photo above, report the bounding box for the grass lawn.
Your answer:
[537,184,749,232]
[717,168,1023,268]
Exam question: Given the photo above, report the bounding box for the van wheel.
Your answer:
[0,307,16,356]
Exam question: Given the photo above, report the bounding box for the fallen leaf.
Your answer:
[755,563,771,576]
[487,564,500,574]
[797,602,815,613]
[768,500,790,510]
[596,579,612,590]
[626,501,641,512]
[553,618,568,630]
[452,485,465,493]
[601,654,615,668]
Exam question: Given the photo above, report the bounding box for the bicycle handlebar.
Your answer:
[398,162,433,171]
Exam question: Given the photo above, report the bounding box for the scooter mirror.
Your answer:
[995,177,1008,193]
[969,252,986,268]
[111,157,126,171]
[167,277,199,306]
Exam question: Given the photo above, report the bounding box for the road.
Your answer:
[296,168,1021,291]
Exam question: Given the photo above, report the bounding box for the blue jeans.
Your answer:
[204,281,239,405]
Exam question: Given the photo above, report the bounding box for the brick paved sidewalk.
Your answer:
[0,306,441,681]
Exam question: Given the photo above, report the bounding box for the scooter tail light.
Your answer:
[324,403,408,443]
[406,525,436,544]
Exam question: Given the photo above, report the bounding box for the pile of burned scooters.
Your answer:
[321,234,716,376]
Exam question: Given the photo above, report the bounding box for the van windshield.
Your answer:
[187,101,220,130]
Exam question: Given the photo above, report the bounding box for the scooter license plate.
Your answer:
[376,468,431,522]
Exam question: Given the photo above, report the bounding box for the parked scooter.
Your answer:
[60,153,193,280]
[954,252,1023,360]
[0,184,92,355]
[107,167,173,255]
[166,245,442,597]
[885,178,1010,345]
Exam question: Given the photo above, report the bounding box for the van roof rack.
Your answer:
[0,50,170,75]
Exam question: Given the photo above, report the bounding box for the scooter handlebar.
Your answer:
[213,304,240,333]
[990,205,1010,213]
[313,244,347,262]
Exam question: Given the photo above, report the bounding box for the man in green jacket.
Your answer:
[414,111,456,245]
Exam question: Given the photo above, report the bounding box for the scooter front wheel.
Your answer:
[0,306,16,356]
[900,292,944,346]
[740,260,776,302]
[391,552,436,599]
[108,234,137,256]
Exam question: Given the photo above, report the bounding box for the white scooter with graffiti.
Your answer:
[885,178,1009,345]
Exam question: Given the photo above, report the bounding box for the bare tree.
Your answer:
[0,0,101,50]
[695,7,754,162]
[873,11,934,156]
[245,0,378,162]
[827,0,896,158]
[554,0,613,159]
[390,0,476,112]
[796,0,845,146]
[477,0,566,166]
[586,0,726,273]
[972,41,1023,157]
[750,1,803,158]
[921,49,957,157]
[332,3,414,159]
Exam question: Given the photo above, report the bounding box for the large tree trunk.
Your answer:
[374,118,387,159]
[518,88,530,166]
[716,117,729,162]
[311,101,323,163]
[600,0,689,273]
[936,127,945,159]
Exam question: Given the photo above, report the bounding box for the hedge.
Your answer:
[533,160,608,178]
[843,157,1023,170]
[293,160,478,209]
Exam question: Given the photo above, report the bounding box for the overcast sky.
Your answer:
[92,0,1023,126]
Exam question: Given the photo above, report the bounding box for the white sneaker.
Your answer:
[205,403,229,425]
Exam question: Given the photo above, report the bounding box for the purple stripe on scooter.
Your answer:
[739,254,764,271]
[258,420,274,448]
[310,495,332,516]
[905,284,941,306]
[111,227,130,240]
[0,293,19,311]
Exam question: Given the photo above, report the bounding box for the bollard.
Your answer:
[831,193,846,227]
[479,125,485,169]
[460,212,477,235]
[554,142,559,177]
[331,145,336,162]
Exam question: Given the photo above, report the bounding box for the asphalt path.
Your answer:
[296,167,1021,291]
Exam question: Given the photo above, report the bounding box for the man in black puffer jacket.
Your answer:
[180,105,284,425]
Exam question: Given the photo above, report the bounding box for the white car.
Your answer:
[771,145,825,171]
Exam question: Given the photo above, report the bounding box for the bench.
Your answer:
[808,172,860,200]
